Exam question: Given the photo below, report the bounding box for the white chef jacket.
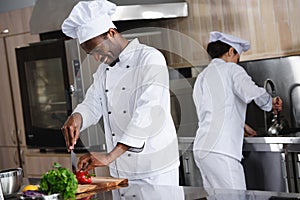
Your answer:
[73,39,179,180]
[193,58,272,161]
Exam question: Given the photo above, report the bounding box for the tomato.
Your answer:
[76,170,92,184]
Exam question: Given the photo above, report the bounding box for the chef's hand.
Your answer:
[61,113,82,151]
[78,152,111,171]
[244,124,257,137]
[272,96,283,114]
[78,143,129,171]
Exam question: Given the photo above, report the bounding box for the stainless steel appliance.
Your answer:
[30,0,188,35]
[16,38,104,150]
[170,78,202,186]
[240,55,300,192]
[240,55,300,135]
[178,137,202,187]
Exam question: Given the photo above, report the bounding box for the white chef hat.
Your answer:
[61,0,117,44]
[209,31,250,55]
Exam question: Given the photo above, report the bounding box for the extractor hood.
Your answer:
[30,0,188,34]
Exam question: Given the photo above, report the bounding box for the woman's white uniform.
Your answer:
[74,39,179,184]
[193,58,272,189]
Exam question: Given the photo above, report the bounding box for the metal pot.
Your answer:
[0,168,23,197]
[268,111,284,136]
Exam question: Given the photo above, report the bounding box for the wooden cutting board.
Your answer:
[76,177,128,194]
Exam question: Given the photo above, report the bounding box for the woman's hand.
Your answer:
[272,96,283,114]
[244,124,257,137]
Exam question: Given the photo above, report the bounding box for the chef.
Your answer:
[61,0,179,185]
[192,31,283,190]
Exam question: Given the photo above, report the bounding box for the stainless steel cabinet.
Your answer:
[285,144,300,192]
[178,137,203,187]
[242,151,288,192]
[242,137,300,193]
[179,149,203,187]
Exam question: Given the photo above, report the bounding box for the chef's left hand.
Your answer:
[244,124,257,137]
[78,152,112,172]
[78,143,129,171]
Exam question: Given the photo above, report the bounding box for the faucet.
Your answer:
[263,79,276,134]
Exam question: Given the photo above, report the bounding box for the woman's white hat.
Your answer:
[62,0,116,44]
[209,31,250,55]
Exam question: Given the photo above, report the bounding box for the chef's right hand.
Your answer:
[61,113,82,151]
[272,96,283,114]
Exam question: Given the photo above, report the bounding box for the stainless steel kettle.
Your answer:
[268,111,284,136]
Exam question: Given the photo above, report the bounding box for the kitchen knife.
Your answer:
[71,150,77,174]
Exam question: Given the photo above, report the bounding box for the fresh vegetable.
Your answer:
[76,170,94,184]
[39,162,78,200]
[22,190,45,198]
[22,184,39,192]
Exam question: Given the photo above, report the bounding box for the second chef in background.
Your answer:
[61,0,179,185]
[192,31,283,190]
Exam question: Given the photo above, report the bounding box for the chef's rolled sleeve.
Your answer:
[254,92,272,111]
[118,134,145,152]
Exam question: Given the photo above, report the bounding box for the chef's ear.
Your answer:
[228,47,235,57]
[107,28,118,38]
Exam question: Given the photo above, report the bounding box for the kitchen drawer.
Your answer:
[24,150,110,178]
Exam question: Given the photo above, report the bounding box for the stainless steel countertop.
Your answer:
[244,136,300,144]
[178,136,300,152]
[178,136,300,144]
[16,179,300,200]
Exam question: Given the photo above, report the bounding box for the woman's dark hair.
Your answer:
[207,40,238,59]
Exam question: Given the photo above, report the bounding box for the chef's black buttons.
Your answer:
[105,89,109,92]
[108,111,112,114]
[128,154,131,157]
[112,133,115,136]
[122,87,126,90]
[126,65,130,68]
[121,194,124,197]
[123,110,127,114]
[132,195,136,197]
[106,68,109,71]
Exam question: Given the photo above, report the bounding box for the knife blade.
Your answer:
[71,150,77,174]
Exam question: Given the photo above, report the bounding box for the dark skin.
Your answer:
[61,28,129,171]
[80,28,128,65]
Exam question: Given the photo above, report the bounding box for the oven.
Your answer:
[16,38,105,150]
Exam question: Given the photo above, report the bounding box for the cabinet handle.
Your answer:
[14,150,19,165]
[20,149,25,165]
[184,157,190,174]
[11,130,17,144]
[1,29,9,34]
[17,129,23,145]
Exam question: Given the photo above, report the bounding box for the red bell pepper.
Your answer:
[76,170,93,184]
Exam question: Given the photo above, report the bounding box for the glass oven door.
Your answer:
[16,39,76,149]
[25,58,67,129]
